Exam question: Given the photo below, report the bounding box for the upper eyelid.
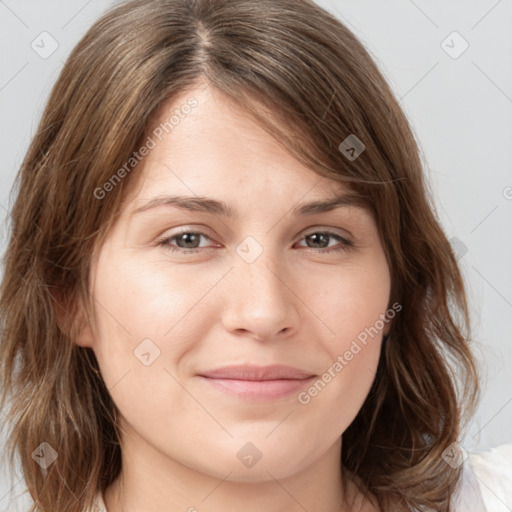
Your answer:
[165,226,352,237]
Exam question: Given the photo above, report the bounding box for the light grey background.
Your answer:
[1,1,511,510]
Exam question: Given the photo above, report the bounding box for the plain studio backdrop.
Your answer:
[0,1,511,510]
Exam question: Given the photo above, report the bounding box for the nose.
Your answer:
[220,246,301,341]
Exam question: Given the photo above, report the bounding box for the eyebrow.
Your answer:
[131,192,367,218]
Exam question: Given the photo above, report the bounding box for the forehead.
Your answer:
[124,85,363,209]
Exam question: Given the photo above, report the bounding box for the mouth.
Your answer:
[197,364,317,401]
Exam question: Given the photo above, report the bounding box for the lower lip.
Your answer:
[199,376,316,400]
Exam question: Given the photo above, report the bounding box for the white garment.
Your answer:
[456,443,512,512]
[90,444,512,511]
[92,491,106,512]
[92,491,107,512]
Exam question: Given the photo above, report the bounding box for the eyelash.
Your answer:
[156,229,355,255]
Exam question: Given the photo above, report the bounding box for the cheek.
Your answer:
[309,255,391,346]
[296,290,387,440]
[91,248,223,352]
[89,248,233,411]
[89,253,203,428]
[299,254,390,412]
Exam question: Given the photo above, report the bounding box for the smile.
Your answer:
[197,365,316,400]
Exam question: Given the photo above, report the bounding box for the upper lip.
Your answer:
[198,365,315,381]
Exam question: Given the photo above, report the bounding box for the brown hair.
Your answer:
[0,0,479,510]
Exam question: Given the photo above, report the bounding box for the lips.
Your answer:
[198,364,315,381]
[197,365,316,400]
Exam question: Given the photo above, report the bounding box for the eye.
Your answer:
[157,229,354,255]
[295,231,354,253]
[157,230,219,254]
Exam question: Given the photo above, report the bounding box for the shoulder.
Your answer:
[452,443,512,512]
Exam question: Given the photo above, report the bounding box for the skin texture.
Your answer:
[76,85,391,512]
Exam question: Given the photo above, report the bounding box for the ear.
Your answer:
[382,298,401,337]
[52,288,95,348]
[73,305,95,348]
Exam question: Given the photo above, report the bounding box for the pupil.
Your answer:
[180,233,199,248]
[309,233,328,248]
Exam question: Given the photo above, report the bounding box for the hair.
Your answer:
[0,0,479,511]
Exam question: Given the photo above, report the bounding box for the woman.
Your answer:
[0,0,509,511]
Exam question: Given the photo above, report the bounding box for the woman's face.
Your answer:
[80,85,392,483]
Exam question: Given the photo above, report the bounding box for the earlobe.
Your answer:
[52,289,95,348]
[382,317,394,338]
[71,297,96,348]
[74,311,95,348]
